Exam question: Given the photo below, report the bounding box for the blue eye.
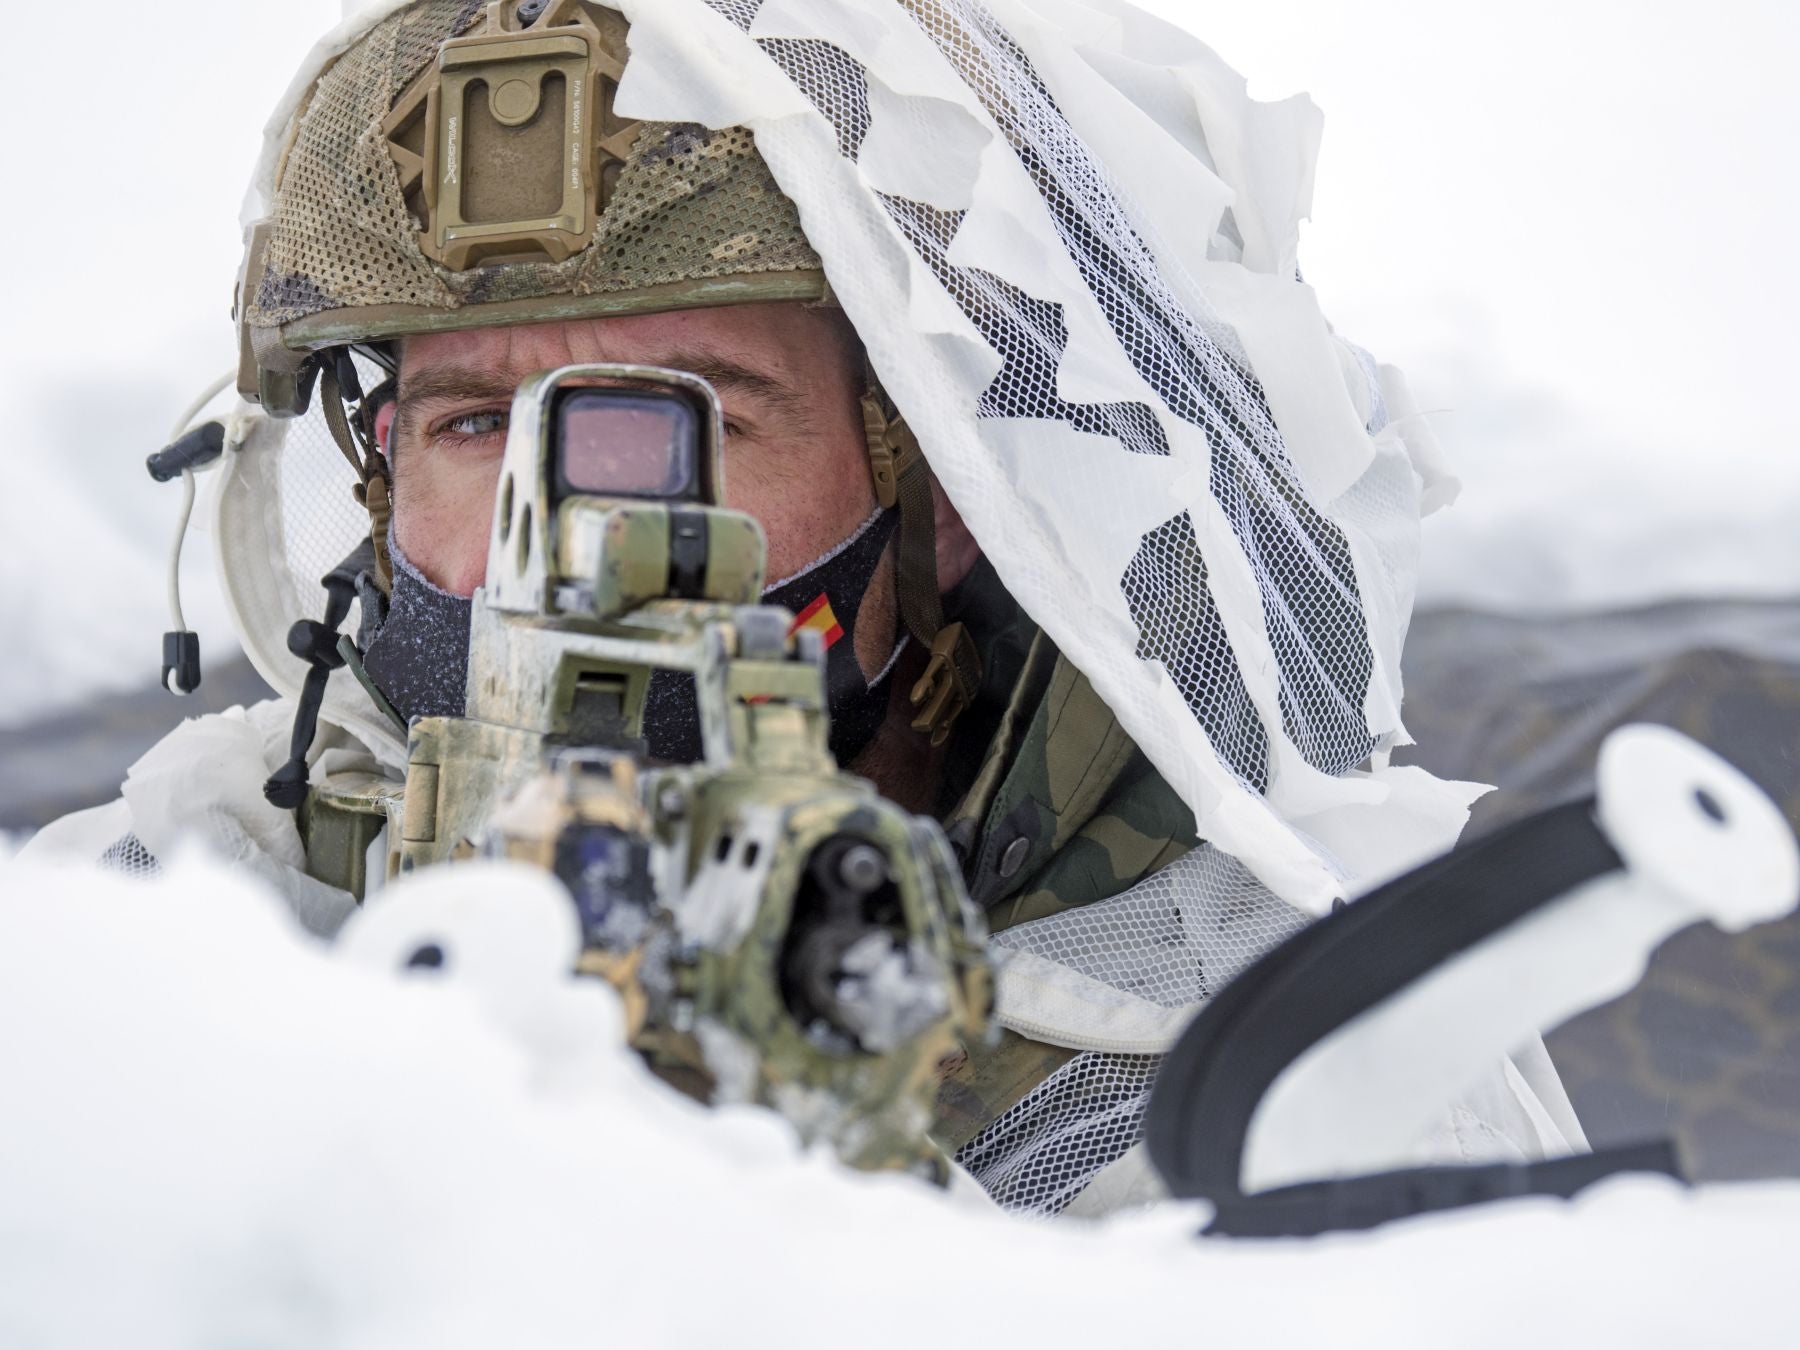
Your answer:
[444,409,508,438]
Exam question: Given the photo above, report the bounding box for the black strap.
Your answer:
[320,351,396,595]
[1204,1140,1684,1238]
[1143,797,1671,1225]
[262,546,376,811]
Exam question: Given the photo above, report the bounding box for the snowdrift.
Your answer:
[1,852,1795,1348]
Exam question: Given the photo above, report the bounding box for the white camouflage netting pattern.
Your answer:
[98,834,163,880]
[962,844,1311,1214]
[274,381,369,630]
[613,0,1486,1213]
[603,0,1484,906]
[958,1050,1161,1215]
[217,0,1496,1213]
[996,843,1312,1024]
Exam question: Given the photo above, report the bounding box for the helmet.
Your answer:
[236,0,826,414]
[231,0,978,752]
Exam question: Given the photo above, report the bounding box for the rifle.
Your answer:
[305,363,991,1178]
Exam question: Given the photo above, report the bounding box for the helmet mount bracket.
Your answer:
[381,0,640,271]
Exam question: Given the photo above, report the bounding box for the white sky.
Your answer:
[0,0,1794,720]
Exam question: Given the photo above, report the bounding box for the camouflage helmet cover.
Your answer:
[237,0,828,413]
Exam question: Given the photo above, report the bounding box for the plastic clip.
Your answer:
[909,622,979,747]
[161,631,202,695]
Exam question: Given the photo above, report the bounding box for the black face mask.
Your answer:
[360,508,904,767]
[750,504,904,765]
[358,534,471,724]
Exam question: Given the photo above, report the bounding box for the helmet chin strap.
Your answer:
[319,349,396,597]
[860,375,982,747]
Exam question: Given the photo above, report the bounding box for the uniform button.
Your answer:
[997,835,1031,880]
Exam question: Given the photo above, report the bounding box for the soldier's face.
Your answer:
[375,302,893,676]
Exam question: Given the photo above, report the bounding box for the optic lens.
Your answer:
[554,389,698,500]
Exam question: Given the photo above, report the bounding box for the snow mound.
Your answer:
[1,853,1796,1348]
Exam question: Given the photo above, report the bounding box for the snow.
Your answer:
[2,850,1797,1347]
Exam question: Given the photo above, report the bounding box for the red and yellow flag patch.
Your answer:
[790,594,844,649]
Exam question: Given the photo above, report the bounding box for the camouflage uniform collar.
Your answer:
[936,562,1201,935]
[933,556,1045,832]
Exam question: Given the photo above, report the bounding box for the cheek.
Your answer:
[726,437,873,583]
[392,449,504,596]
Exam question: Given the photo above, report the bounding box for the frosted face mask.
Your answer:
[360,507,904,767]
[358,529,470,726]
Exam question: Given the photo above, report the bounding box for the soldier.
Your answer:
[26,0,1584,1213]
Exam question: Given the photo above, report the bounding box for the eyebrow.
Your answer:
[394,343,814,440]
[393,367,520,444]
[655,348,810,421]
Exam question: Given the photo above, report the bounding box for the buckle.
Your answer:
[382,1,639,271]
[860,388,926,510]
[860,390,901,508]
[909,622,980,747]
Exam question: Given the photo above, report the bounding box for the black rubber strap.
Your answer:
[1145,797,1625,1202]
[262,547,373,811]
[666,508,709,599]
[1204,1139,1684,1239]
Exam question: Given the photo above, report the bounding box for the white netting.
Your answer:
[877,0,1378,787]
[993,843,1311,1012]
[98,833,162,880]
[957,1051,1160,1216]
[274,361,380,616]
[955,845,1309,1214]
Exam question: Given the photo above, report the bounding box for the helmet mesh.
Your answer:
[256,0,472,323]
[250,1,821,335]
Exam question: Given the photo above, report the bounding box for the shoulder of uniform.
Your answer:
[960,651,1198,930]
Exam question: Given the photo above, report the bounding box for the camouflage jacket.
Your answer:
[928,560,1200,1150]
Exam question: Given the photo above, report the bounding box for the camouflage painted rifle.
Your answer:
[308,364,991,1177]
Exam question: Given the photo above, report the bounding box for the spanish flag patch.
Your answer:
[790,594,845,649]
